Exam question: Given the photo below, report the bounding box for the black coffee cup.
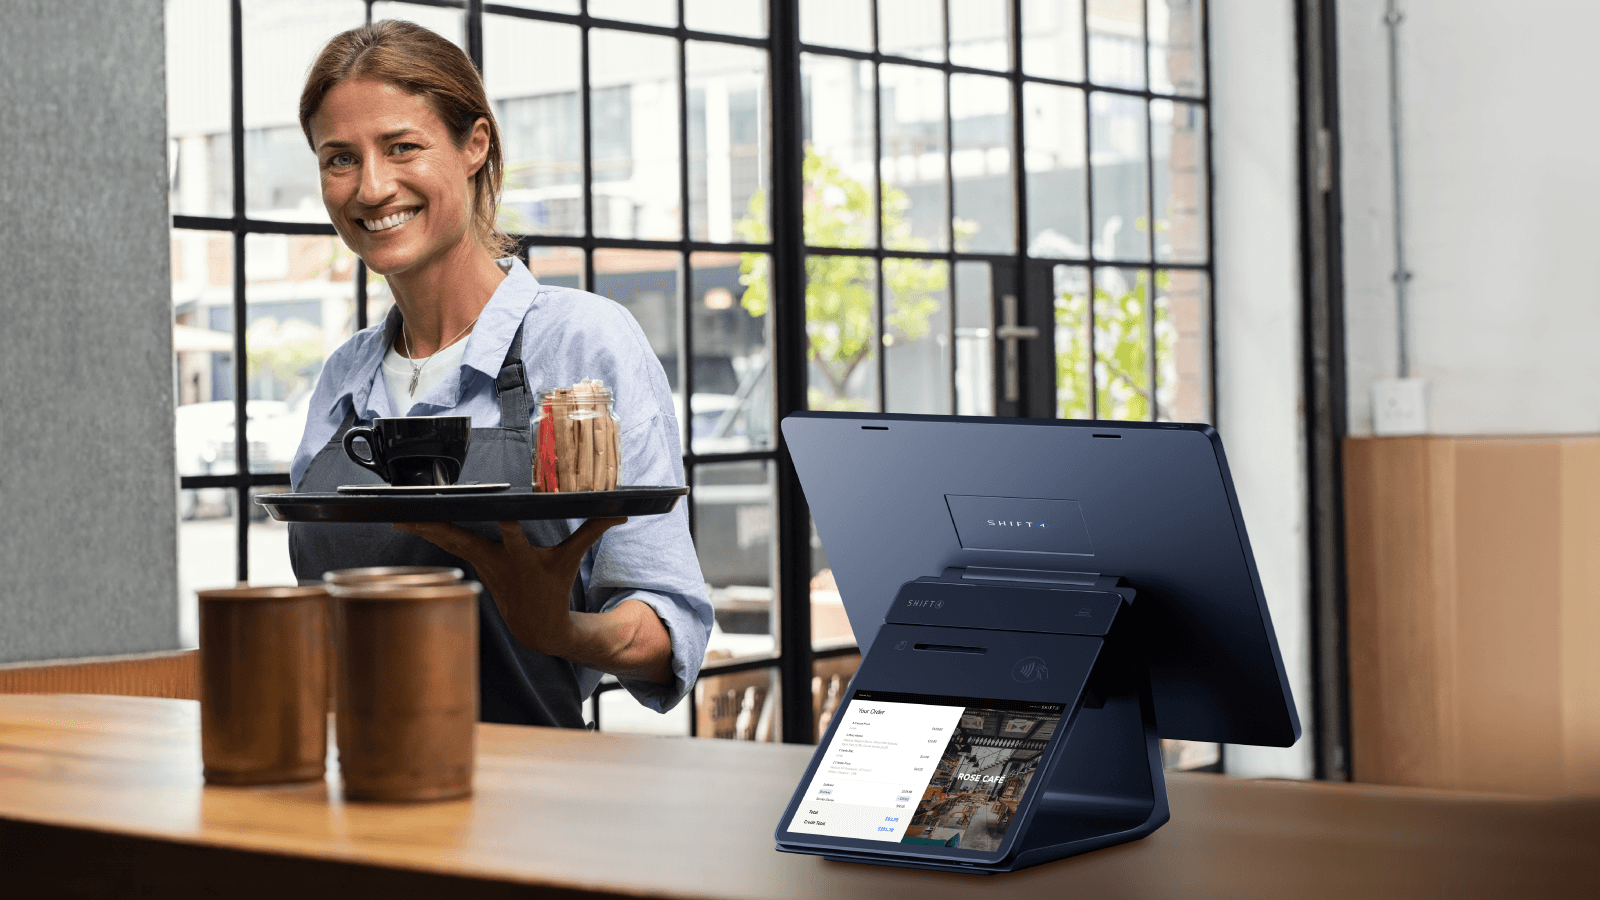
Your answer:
[342,416,472,486]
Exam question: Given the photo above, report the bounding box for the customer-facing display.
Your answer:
[785,691,1064,855]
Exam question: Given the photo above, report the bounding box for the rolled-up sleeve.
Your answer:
[579,411,711,712]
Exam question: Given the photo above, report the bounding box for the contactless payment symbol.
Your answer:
[1011,656,1049,683]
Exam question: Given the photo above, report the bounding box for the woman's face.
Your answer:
[309,78,488,277]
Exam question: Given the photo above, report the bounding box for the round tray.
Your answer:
[256,485,688,523]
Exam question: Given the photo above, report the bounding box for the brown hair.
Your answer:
[299,20,517,258]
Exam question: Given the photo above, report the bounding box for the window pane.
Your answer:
[688,42,770,244]
[805,254,878,411]
[696,460,777,661]
[177,492,235,647]
[1092,266,1151,421]
[954,261,993,416]
[801,54,876,249]
[949,0,1011,71]
[1086,0,1144,89]
[1150,0,1205,97]
[686,0,768,38]
[167,0,232,217]
[879,0,945,62]
[494,0,579,13]
[370,2,464,47]
[1052,264,1091,418]
[879,64,947,252]
[692,252,774,454]
[589,0,676,27]
[951,74,1014,254]
[599,682,692,735]
[1021,0,1084,82]
[884,259,951,415]
[1089,92,1149,261]
[525,245,584,290]
[694,667,778,741]
[242,0,367,223]
[1155,269,1210,423]
[173,229,237,445]
[1152,100,1207,264]
[243,234,358,470]
[487,17,585,238]
[813,652,862,739]
[800,0,872,51]
[1023,82,1087,258]
[592,249,683,444]
[590,30,681,241]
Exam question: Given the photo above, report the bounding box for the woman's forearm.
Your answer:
[559,597,674,685]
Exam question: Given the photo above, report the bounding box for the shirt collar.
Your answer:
[341,258,539,421]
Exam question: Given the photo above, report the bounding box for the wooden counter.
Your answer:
[1,694,1596,898]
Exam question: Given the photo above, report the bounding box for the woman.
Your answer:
[287,20,711,728]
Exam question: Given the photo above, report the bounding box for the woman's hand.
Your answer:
[392,518,674,685]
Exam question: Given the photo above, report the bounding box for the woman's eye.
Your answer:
[392,142,420,155]
[327,153,355,168]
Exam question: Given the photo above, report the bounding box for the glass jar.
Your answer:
[532,381,621,492]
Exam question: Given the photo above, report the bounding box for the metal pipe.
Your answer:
[1384,0,1412,377]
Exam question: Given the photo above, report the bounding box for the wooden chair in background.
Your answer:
[0,649,198,700]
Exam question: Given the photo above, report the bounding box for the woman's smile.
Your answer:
[359,208,420,232]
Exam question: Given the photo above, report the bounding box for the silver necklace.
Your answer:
[401,311,483,396]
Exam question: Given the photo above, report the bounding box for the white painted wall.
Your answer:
[1341,0,1600,436]
[1210,0,1314,779]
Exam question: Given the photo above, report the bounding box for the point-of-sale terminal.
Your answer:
[773,412,1301,874]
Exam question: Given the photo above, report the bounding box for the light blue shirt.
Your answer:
[290,258,711,713]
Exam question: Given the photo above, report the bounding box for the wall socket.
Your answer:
[1372,378,1428,435]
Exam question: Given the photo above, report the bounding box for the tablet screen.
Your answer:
[784,690,1065,855]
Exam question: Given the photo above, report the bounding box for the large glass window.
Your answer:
[167,1,1213,764]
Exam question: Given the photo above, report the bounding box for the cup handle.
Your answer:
[342,425,388,481]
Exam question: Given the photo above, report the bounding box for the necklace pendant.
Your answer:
[409,368,421,395]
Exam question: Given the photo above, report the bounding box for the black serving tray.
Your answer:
[256,485,688,524]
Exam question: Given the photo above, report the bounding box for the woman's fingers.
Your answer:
[392,522,494,561]
[555,516,627,560]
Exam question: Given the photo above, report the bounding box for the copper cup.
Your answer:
[197,585,329,785]
[328,581,481,802]
[323,566,463,587]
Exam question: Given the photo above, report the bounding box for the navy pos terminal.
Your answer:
[773,412,1300,873]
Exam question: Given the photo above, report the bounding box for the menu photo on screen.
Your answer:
[780,690,1067,861]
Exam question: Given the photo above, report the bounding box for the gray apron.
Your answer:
[289,317,586,728]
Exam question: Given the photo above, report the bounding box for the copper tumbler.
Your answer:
[197,585,329,785]
[328,581,481,802]
[323,566,463,587]
[319,568,463,711]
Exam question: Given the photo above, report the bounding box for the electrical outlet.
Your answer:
[1372,378,1428,435]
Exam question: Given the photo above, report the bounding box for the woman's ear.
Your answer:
[463,117,491,178]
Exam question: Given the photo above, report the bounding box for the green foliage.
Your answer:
[1055,270,1173,421]
[736,147,946,410]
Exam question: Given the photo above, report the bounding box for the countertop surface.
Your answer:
[1,694,1596,899]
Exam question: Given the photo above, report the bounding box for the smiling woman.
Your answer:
[283,20,713,730]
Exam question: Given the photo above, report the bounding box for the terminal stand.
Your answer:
[786,569,1170,874]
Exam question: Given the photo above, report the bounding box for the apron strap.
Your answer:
[494,322,531,428]
[333,406,359,440]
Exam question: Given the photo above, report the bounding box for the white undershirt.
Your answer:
[382,335,470,414]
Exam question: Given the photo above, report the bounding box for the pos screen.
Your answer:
[780,690,1066,861]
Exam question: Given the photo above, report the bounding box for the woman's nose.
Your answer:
[356,157,397,206]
